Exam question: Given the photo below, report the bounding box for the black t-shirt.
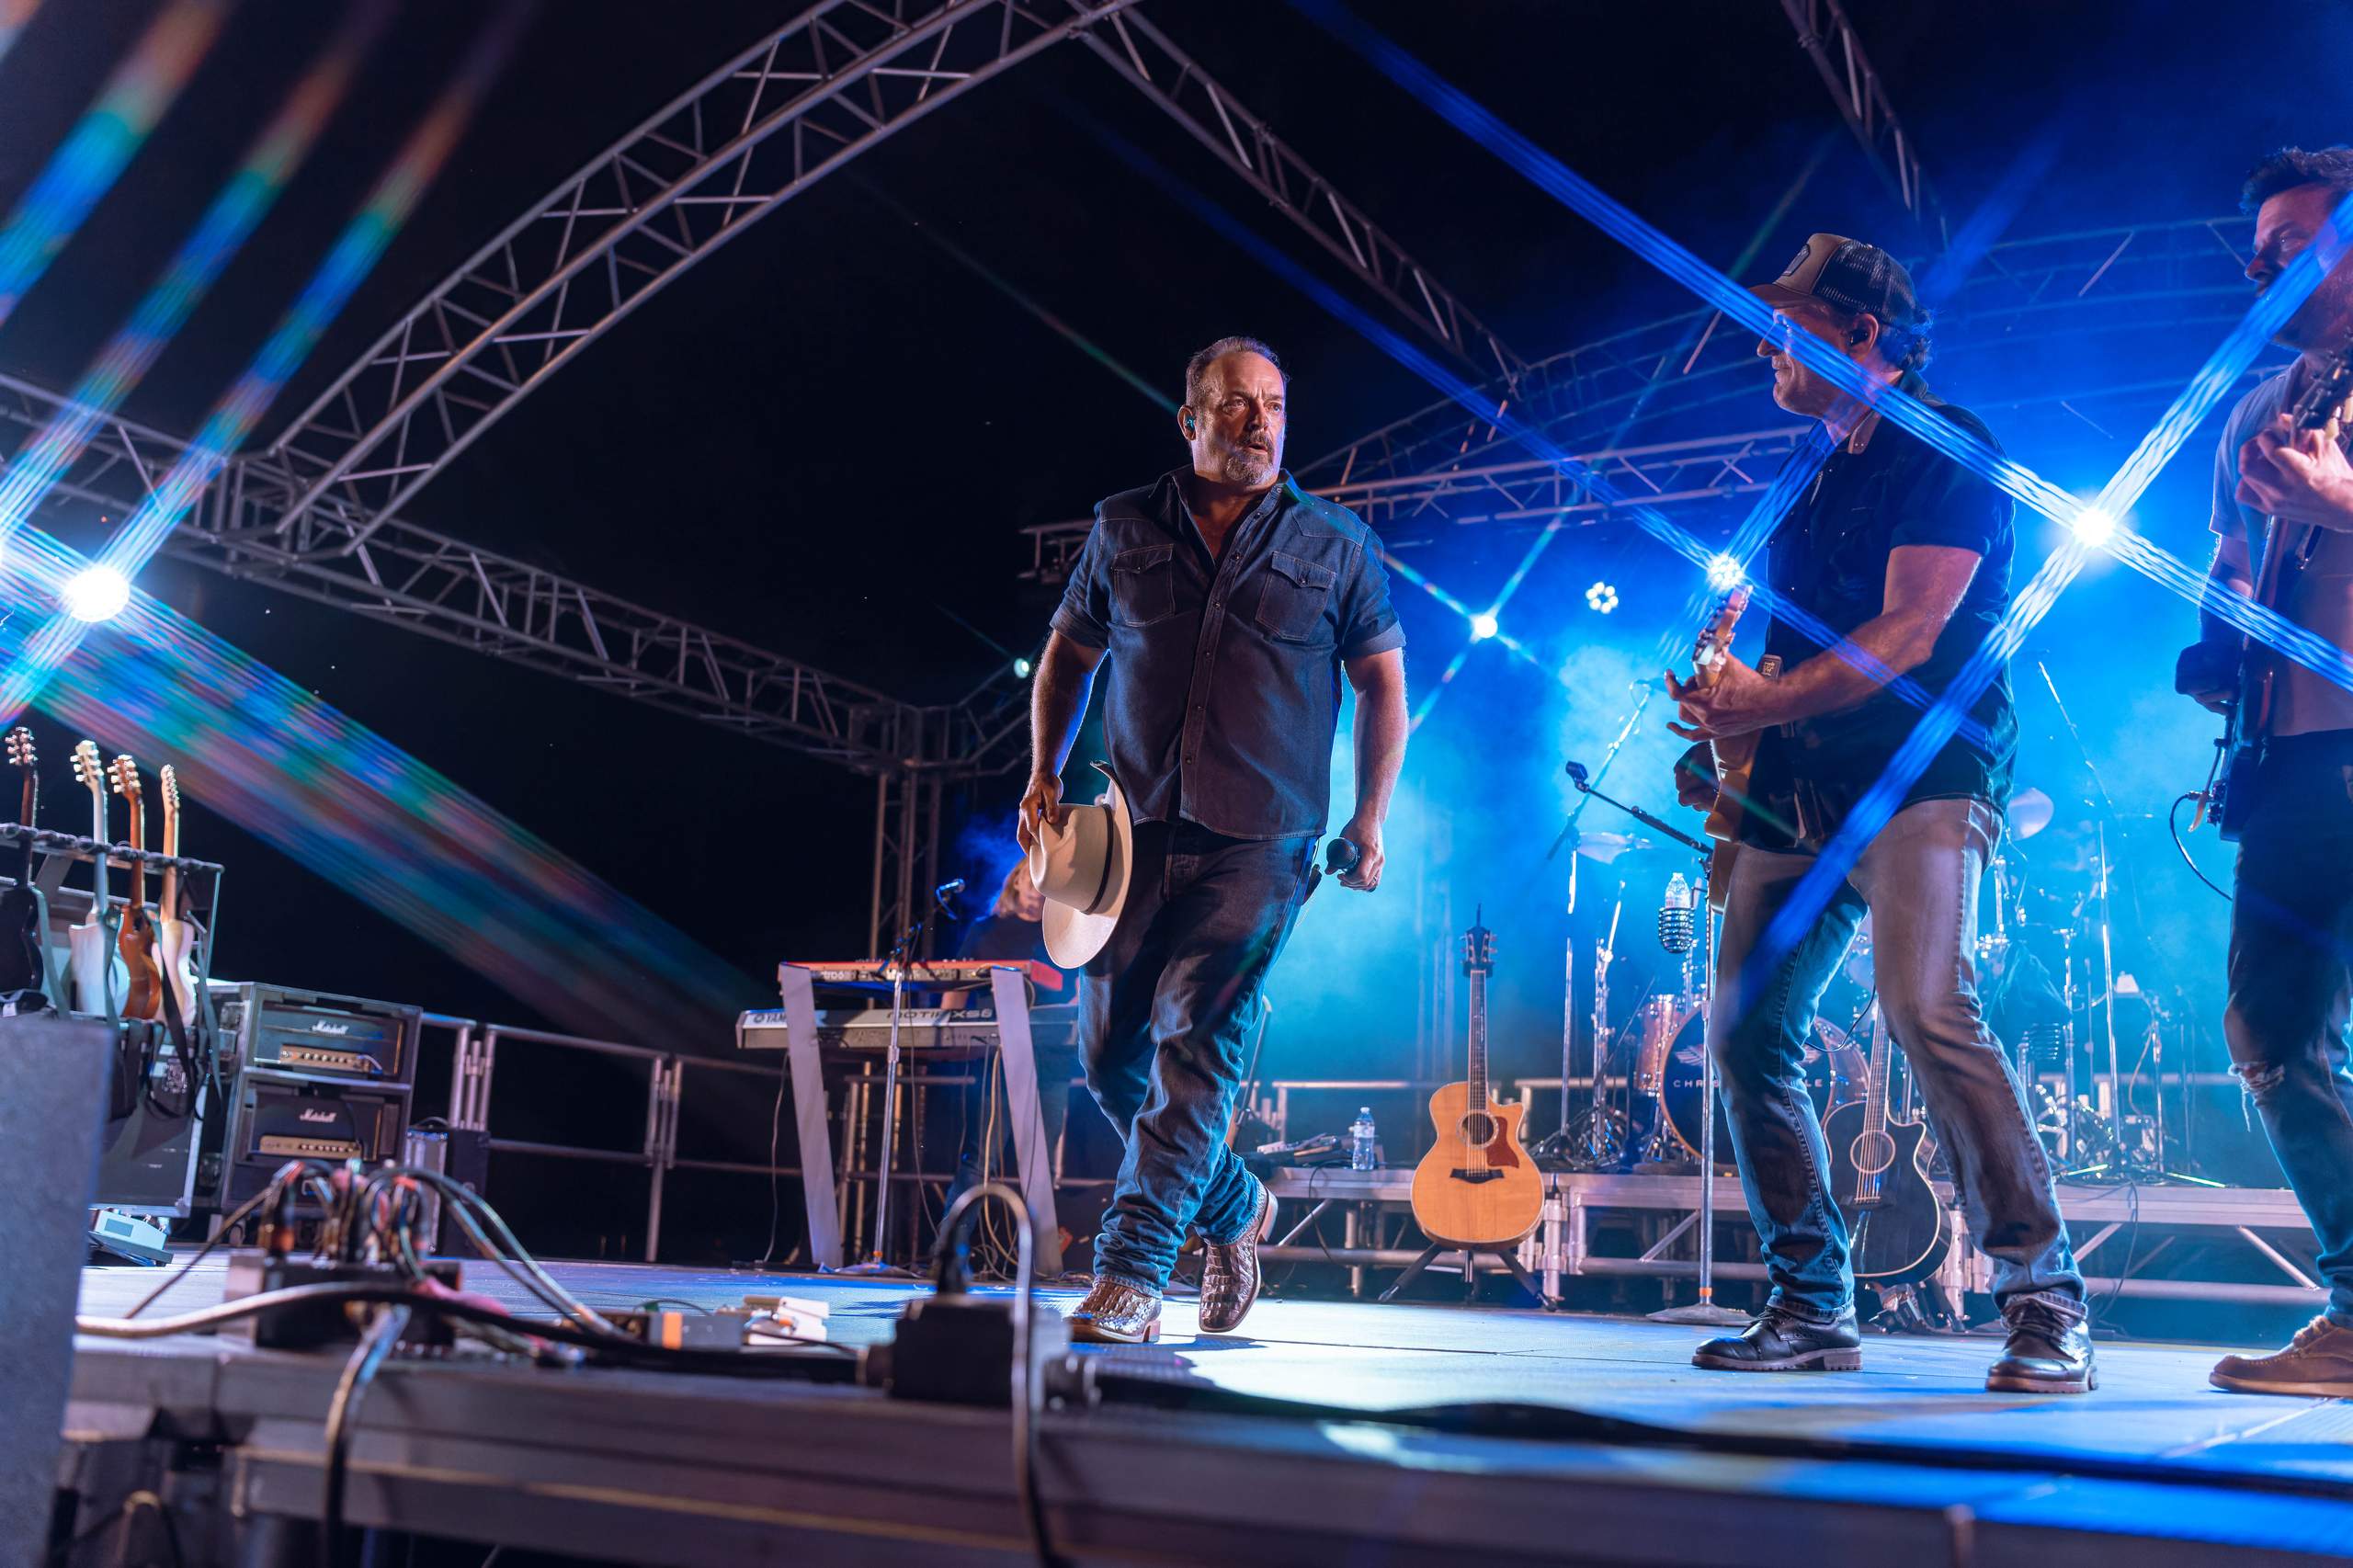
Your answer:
[1742,378,2018,850]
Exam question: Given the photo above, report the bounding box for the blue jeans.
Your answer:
[1082,820,1315,1293]
[1711,796,2083,1324]
[2227,732,2353,1326]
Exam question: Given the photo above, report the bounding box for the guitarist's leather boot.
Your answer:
[2211,1316,2353,1395]
[1199,1177,1277,1335]
[1985,1299,2097,1393]
[1692,1305,1863,1371]
[1068,1278,1163,1344]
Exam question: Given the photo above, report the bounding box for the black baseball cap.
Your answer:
[1750,233,1926,327]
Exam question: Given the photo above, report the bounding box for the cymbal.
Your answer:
[1575,831,1654,863]
[2006,786,2055,841]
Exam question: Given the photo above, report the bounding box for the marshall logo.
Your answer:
[310,1021,352,1036]
[297,1108,341,1125]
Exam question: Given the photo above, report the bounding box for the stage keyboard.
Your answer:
[735,1003,1074,1057]
[782,958,1064,993]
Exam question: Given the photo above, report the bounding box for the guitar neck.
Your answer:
[16,773,32,887]
[1866,1005,1891,1131]
[160,812,179,917]
[1467,971,1488,1109]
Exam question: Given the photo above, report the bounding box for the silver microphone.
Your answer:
[1658,870,1697,956]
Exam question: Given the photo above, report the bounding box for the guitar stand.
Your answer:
[1378,1241,1554,1309]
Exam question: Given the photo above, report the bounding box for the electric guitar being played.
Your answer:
[67,739,127,1017]
[0,726,45,1002]
[2201,343,2353,838]
[155,764,199,1022]
[108,754,164,1022]
[1821,1001,1948,1285]
[1409,915,1544,1248]
[1691,587,1783,911]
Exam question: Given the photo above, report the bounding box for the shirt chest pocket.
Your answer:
[1254,551,1337,643]
[1110,543,1178,628]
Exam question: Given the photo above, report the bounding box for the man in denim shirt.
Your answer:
[1018,335,1408,1342]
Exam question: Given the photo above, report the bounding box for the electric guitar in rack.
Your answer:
[155,763,198,1022]
[1821,1002,1948,1285]
[1691,587,1782,911]
[108,754,163,1021]
[0,726,44,1001]
[2203,342,2353,838]
[67,739,126,1017]
[1409,915,1544,1247]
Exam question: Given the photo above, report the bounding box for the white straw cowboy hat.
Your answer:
[1029,763,1134,969]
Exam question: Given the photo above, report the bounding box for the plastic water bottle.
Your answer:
[1348,1107,1378,1171]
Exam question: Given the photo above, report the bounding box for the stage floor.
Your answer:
[80,1253,2353,1485]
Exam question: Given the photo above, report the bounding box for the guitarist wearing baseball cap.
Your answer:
[1667,233,2090,1392]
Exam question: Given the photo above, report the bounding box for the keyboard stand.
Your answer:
[774,960,1063,1277]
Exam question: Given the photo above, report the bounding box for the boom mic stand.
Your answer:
[1560,763,1747,1326]
[841,881,961,1278]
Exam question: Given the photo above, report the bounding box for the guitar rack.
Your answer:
[0,821,229,1215]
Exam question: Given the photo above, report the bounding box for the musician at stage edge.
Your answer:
[941,862,1078,1212]
[1018,335,1409,1344]
[1666,233,2093,1392]
[2179,146,2353,1398]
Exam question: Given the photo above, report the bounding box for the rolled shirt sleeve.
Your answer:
[1339,532,1407,659]
[1886,412,2009,558]
[1049,515,1113,650]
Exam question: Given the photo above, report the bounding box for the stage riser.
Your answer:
[59,1341,2353,1568]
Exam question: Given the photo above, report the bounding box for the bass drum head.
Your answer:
[1661,1011,1859,1165]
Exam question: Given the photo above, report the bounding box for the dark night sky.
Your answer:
[0,0,2347,1045]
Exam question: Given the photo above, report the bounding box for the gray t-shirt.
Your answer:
[2211,363,2353,736]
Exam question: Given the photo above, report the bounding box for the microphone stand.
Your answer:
[842,886,957,1277]
[1561,761,1745,1324]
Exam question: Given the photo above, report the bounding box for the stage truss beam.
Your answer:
[1080,9,1528,384]
[260,0,1149,545]
[1777,0,1941,237]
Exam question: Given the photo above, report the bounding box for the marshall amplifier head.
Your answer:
[213,1068,411,1209]
[217,982,424,1087]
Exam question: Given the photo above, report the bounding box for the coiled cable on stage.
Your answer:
[931,1182,1054,1568]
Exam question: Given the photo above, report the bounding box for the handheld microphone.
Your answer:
[1324,838,1361,877]
[1658,871,1697,956]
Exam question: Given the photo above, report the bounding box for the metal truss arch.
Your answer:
[1082,9,1527,384]
[262,0,1147,546]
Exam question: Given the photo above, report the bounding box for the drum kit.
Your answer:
[1547,777,2194,1185]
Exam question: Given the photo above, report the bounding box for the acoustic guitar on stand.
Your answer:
[1691,586,1781,912]
[1409,915,1545,1248]
[108,754,163,1021]
[1821,1000,1948,1285]
[0,726,46,1001]
[67,740,127,1017]
[154,764,198,1022]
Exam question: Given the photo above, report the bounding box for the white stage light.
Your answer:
[1470,612,1499,642]
[2071,507,2118,548]
[1706,553,1745,591]
[62,565,130,623]
[1013,656,1034,679]
[1585,581,1620,614]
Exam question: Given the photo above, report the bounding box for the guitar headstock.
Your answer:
[1692,585,1751,674]
[107,753,142,806]
[159,763,179,816]
[2311,350,2353,445]
[1461,915,1495,977]
[71,739,103,801]
[5,726,32,776]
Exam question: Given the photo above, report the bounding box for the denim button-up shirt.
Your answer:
[1051,468,1405,839]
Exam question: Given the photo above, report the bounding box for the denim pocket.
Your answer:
[1254,550,1336,642]
[1111,543,1177,627]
